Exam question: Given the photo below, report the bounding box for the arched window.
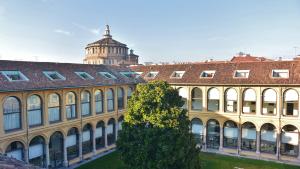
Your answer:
[224,88,237,113]
[96,121,105,149]
[281,125,299,156]
[27,95,42,127]
[262,89,277,115]
[49,131,63,168]
[207,88,220,111]
[82,124,93,154]
[242,88,256,114]
[178,87,188,109]
[66,127,79,160]
[191,88,202,111]
[81,91,91,116]
[191,118,203,144]
[48,93,60,123]
[223,121,238,148]
[206,119,220,149]
[3,97,21,131]
[6,141,24,161]
[107,118,116,145]
[127,87,133,100]
[117,87,125,109]
[283,89,299,116]
[241,122,256,151]
[29,136,45,167]
[118,116,124,131]
[260,123,276,154]
[95,90,103,114]
[107,89,114,112]
[66,92,76,119]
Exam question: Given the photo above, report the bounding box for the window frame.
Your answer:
[43,71,66,81]
[271,69,289,79]
[75,72,94,80]
[1,71,29,82]
[200,70,216,78]
[233,70,250,78]
[170,71,185,79]
[99,72,117,79]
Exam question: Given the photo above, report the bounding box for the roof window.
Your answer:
[75,72,94,80]
[120,72,140,78]
[43,71,65,81]
[200,70,216,78]
[145,71,158,78]
[170,71,185,78]
[1,71,29,81]
[234,70,250,78]
[99,72,117,79]
[272,69,289,78]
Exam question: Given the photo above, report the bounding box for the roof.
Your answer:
[130,60,300,85]
[0,60,143,92]
[230,55,271,62]
[87,37,127,47]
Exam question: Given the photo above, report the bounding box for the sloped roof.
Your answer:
[87,37,127,47]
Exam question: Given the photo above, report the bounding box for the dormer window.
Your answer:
[135,72,143,78]
[75,72,94,80]
[120,72,139,78]
[170,71,185,78]
[1,71,29,81]
[272,69,289,78]
[99,72,117,79]
[234,70,250,78]
[145,71,158,78]
[43,71,65,81]
[200,70,216,78]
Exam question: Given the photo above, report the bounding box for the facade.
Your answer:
[0,60,141,168]
[83,25,139,66]
[131,58,300,165]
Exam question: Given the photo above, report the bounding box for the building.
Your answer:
[0,60,141,168]
[83,25,139,66]
[131,58,300,165]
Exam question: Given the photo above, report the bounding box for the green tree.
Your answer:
[117,81,201,169]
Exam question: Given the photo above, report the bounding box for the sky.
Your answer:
[0,0,300,64]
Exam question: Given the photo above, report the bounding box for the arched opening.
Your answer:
[241,122,256,151]
[107,118,116,145]
[107,89,115,112]
[262,89,277,115]
[206,119,220,149]
[242,88,256,114]
[260,123,277,154]
[281,125,299,156]
[66,92,77,119]
[81,91,91,116]
[3,96,21,131]
[95,90,103,114]
[207,88,220,112]
[191,88,203,111]
[127,87,133,100]
[223,120,238,148]
[117,87,125,110]
[178,87,188,109]
[48,93,61,123]
[82,124,93,154]
[224,88,237,113]
[96,121,105,149]
[29,136,46,167]
[49,131,64,168]
[66,127,79,160]
[283,89,299,116]
[6,141,24,161]
[27,95,42,127]
[191,118,203,145]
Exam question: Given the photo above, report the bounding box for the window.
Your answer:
[66,92,76,119]
[117,87,125,109]
[224,88,237,113]
[242,88,256,114]
[200,70,215,78]
[120,72,139,78]
[170,71,185,78]
[135,72,143,78]
[178,87,188,109]
[262,89,277,115]
[43,71,65,81]
[127,87,133,100]
[3,97,21,131]
[107,89,114,112]
[281,125,299,156]
[95,121,105,149]
[48,93,60,123]
[75,72,94,80]
[223,121,238,148]
[207,88,220,111]
[95,90,103,114]
[206,119,220,149]
[107,118,116,145]
[191,118,204,145]
[272,69,289,78]
[27,95,42,127]
[1,71,29,81]
[99,72,117,79]
[234,70,250,78]
[283,89,299,116]
[191,88,202,111]
[6,141,24,161]
[81,91,91,116]
[145,71,158,78]
[82,124,93,154]
[67,128,79,160]
[241,122,256,151]
[260,123,277,154]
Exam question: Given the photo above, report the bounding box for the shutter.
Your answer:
[244,89,256,101]
[208,88,219,100]
[261,130,276,142]
[66,135,76,147]
[95,127,103,138]
[282,132,299,145]
[224,127,238,138]
[264,89,276,102]
[242,128,256,140]
[285,90,298,101]
[226,89,237,101]
[29,144,43,159]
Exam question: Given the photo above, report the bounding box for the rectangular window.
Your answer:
[272,69,289,78]
[43,71,65,80]
[145,71,158,78]
[200,70,216,78]
[234,70,250,78]
[99,72,117,79]
[1,71,29,81]
[75,72,94,80]
[170,71,185,78]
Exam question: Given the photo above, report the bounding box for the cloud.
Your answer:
[72,22,101,35]
[54,29,71,36]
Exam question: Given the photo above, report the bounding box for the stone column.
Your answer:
[219,126,223,152]
[79,132,83,161]
[45,142,50,168]
[63,137,68,167]
[298,133,300,161]
[276,132,280,160]
[93,128,96,155]
[105,126,108,148]
[256,131,260,155]
[219,87,224,113]
[203,124,207,151]
[237,126,241,154]
[61,91,67,122]
[24,147,29,163]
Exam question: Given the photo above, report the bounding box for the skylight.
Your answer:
[200,70,216,78]
[120,72,139,78]
[1,71,29,81]
[99,72,117,79]
[234,70,250,78]
[145,71,158,78]
[272,69,289,78]
[43,71,65,81]
[75,72,94,80]
[170,71,185,78]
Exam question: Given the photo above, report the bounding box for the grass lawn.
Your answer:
[77,151,300,169]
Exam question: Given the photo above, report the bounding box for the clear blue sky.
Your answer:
[0,0,300,64]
